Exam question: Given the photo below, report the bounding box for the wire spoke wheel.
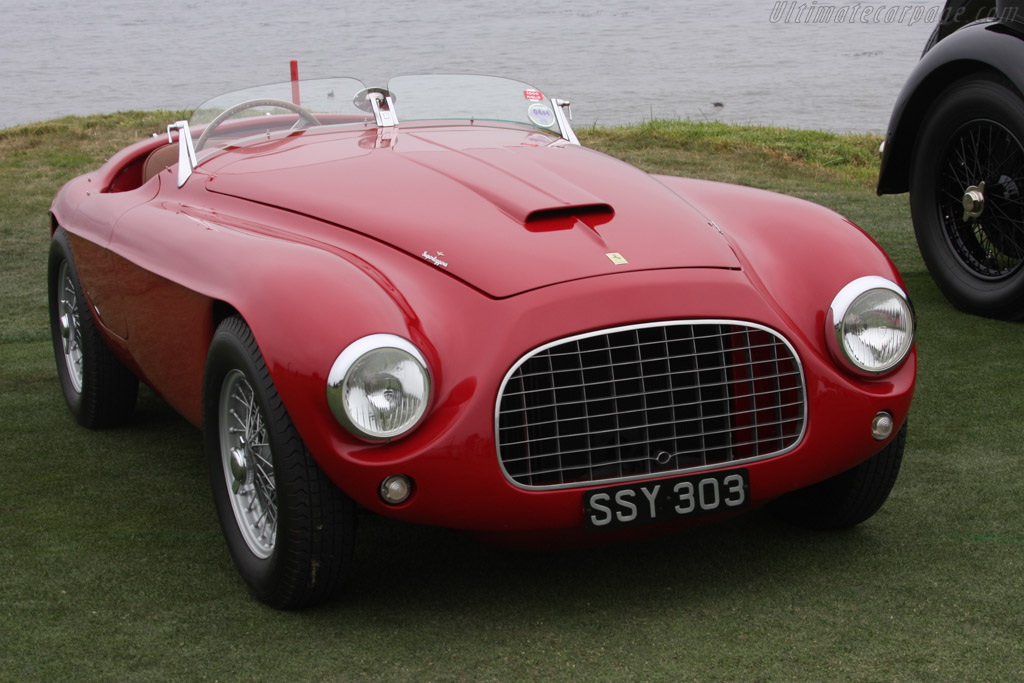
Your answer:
[57,260,84,393]
[47,227,138,427]
[937,119,1024,279]
[909,75,1024,319]
[218,368,277,558]
[204,316,355,608]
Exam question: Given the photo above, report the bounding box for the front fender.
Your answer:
[877,20,1024,195]
[107,195,429,433]
[655,175,905,363]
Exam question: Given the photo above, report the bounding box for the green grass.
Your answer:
[2,114,1023,681]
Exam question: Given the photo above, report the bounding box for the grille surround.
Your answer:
[495,320,807,490]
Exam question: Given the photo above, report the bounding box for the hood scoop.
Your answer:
[398,144,612,226]
[525,203,615,231]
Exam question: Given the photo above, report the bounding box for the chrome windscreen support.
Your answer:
[167,120,198,187]
[552,99,579,145]
[369,93,399,128]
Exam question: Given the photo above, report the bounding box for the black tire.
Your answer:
[47,227,138,428]
[909,75,1024,320]
[769,422,906,531]
[202,316,355,609]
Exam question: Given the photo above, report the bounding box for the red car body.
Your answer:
[48,75,915,607]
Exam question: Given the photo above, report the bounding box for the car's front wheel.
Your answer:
[47,227,138,428]
[768,422,906,530]
[203,316,355,609]
[910,75,1024,319]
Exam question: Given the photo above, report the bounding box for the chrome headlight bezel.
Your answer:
[326,334,432,442]
[826,276,915,377]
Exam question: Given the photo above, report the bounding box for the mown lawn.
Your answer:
[1,115,1021,681]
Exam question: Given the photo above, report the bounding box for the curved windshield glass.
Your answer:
[189,77,370,150]
[386,74,564,137]
[187,74,569,151]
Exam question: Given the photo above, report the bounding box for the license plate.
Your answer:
[583,468,750,530]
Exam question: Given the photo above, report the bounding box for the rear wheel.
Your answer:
[769,423,906,530]
[203,316,355,609]
[910,75,1024,319]
[47,228,138,428]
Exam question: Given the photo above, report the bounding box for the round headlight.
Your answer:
[327,334,431,441]
[827,276,914,376]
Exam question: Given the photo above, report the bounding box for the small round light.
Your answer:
[827,276,914,376]
[872,411,894,441]
[380,475,413,505]
[327,335,431,441]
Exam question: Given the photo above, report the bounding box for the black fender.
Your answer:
[877,19,1024,195]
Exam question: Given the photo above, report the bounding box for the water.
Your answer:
[0,0,938,132]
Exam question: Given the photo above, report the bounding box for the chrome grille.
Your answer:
[496,321,806,489]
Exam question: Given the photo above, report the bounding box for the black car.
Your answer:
[878,0,1024,319]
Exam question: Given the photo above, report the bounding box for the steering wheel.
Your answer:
[194,98,322,151]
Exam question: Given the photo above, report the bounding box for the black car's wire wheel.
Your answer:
[937,120,1024,277]
[910,75,1024,319]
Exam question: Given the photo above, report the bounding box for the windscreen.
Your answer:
[387,74,563,136]
[186,75,564,150]
[188,77,371,148]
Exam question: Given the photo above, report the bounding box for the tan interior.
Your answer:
[141,144,180,184]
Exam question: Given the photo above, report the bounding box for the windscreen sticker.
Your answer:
[527,103,556,128]
[524,89,544,101]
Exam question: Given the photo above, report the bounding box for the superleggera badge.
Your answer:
[524,89,544,101]
[422,251,449,268]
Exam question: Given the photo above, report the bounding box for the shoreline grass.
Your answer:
[2,113,1021,681]
[581,119,885,186]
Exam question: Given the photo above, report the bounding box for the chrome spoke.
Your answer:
[57,261,84,393]
[218,369,277,558]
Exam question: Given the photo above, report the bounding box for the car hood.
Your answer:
[204,127,740,297]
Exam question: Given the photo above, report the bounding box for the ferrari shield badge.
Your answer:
[606,252,628,265]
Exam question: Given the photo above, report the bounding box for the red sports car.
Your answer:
[48,74,916,609]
